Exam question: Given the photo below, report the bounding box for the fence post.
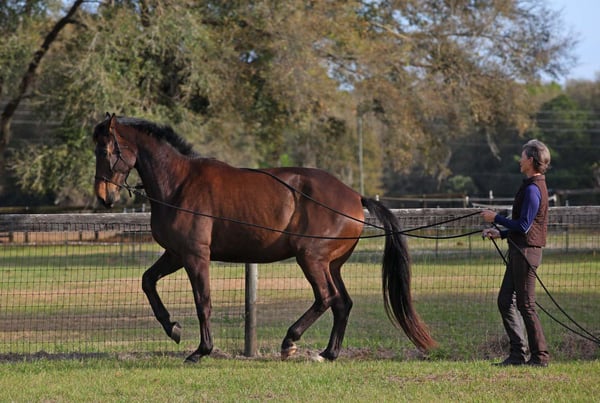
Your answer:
[244,263,258,357]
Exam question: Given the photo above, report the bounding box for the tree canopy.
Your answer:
[1,0,589,206]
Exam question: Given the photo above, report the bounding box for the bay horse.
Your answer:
[93,113,435,362]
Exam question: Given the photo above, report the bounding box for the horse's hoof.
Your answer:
[170,322,182,344]
[184,352,201,364]
[319,351,337,361]
[280,343,297,360]
[311,353,326,363]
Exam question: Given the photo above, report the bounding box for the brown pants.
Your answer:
[497,245,549,363]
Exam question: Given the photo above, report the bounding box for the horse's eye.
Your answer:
[96,148,109,157]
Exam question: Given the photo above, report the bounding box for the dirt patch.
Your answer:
[0,351,111,362]
[557,333,599,360]
[478,333,599,361]
[0,346,422,363]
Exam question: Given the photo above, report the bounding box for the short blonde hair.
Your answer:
[523,139,551,174]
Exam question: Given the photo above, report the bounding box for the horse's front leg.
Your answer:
[183,252,213,363]
[141,251,183,343]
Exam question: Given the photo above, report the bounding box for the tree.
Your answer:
[0,0,85,198]
[530,88,600,202]
[2,0,577,205]
[564,79,600,190]
[346,0,576,192]
[440,83,563,199]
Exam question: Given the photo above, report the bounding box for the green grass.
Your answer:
[0,233,598,401]
[0,355,598,402]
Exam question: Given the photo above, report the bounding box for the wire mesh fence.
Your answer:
[0,208,598,360]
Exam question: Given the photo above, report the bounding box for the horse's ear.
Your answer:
[105,112,111,120]
[108,113,117,133]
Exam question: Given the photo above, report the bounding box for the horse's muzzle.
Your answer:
[95,180,120,208]
[97,196,115,209]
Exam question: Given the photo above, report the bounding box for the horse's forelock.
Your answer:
[92,119,110,142]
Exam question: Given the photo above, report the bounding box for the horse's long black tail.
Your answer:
[362,197,437,352]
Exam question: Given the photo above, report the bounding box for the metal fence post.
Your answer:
[244,263,258,357]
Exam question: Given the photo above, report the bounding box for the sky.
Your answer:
[548,0,600,82]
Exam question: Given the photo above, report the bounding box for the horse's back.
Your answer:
[193,161,362,217]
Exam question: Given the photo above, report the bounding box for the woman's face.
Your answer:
[519,150,534,176]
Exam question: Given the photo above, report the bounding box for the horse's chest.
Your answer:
[150,213,210,253]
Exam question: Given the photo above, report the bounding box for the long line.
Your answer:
[100,171,482,241]
[99,167,599,344]
[115,179,481,240]
[245,168,482,235]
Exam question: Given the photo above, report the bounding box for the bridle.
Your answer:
[94,126,136,194]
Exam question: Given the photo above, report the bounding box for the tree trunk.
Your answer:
[0,0,85,197]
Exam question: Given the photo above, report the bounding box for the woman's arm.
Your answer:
[494,185,541,233]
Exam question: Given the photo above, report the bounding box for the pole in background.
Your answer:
[244,263,258,357]
[357,113,364,195]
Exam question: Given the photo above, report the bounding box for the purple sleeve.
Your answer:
[494,185,541,234]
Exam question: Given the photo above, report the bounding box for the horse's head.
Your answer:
[93,113,137,208]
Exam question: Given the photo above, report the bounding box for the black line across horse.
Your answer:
[93,113,436,362]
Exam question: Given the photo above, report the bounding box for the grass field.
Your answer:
[0,355,598,402]
[0,215,598,401]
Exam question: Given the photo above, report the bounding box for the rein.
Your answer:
[99,172,481,241]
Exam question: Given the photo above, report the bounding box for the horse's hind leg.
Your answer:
[320,258,353,361]
[141,251,183,343]
[281,257,348,361]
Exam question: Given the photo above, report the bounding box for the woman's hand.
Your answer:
[480,210,497,223]
[482,227,500,239]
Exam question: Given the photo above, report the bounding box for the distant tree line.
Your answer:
[1,1,597,207]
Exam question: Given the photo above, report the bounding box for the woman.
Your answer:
[481,139,551,367]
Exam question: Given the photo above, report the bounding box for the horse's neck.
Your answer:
[135,143,190,202]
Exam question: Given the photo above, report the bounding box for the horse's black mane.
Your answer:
[117,117,199,157]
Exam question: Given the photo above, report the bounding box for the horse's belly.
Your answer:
[210,239,294,263]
